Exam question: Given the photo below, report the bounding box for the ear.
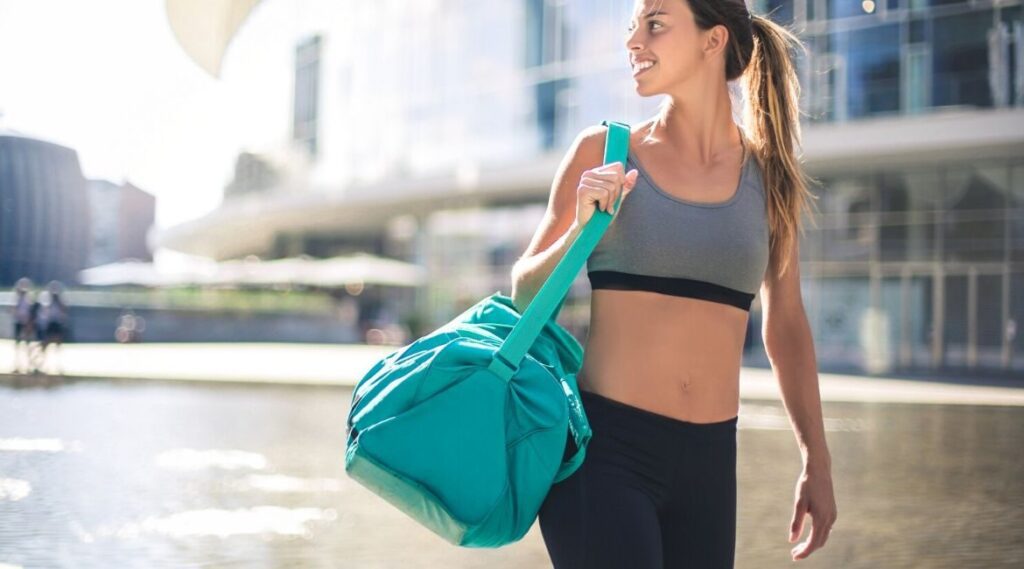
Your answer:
[703,24,729,57]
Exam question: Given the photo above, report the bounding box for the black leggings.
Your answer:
[539,389,738,569]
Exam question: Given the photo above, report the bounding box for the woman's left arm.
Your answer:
[759,236,837,561]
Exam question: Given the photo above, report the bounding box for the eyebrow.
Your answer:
[644,10,669,18]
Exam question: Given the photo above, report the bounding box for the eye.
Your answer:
[625,20,663,35]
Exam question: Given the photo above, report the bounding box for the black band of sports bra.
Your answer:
[587,270,755,311]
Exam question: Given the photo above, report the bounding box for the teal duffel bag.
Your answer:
[344,120,631,548]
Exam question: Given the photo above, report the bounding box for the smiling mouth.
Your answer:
[633,61,656,77]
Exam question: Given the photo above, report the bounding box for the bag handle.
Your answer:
[488,120,630,380]
[551,373,591,483]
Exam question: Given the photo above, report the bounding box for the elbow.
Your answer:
[509,262,536,313]
[509,263,525,311]
[761,316,780,349]
[761,323,776,359]
[510,284,532,315]
[761,312,789,358]
[762,332,784,362]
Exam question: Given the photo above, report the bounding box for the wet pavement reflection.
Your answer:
[0,382,1021,568]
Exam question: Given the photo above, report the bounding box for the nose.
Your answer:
[624,26,644,54]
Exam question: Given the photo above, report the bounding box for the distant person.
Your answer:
[515,3,836,567]
[29,291,47,374]
[11,277,36,373]
[36,281,69,375]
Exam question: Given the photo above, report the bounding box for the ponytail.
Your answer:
[744,15,818,278]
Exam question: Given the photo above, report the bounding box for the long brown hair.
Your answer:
[684,1,818,278]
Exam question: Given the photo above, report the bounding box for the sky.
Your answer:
[0,0,289,234]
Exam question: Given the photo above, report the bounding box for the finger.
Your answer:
[821,523,833,548]
[809,516,829,553]
[591,164,626,184]
[592,186,610,213]
[581,176,617,193]
[794,514,832,560]
[620,176,638,201]
[580,182,610,194]
[609,171,639,213]
[585,181,618,212]
[588,175,624,194]
[592,162,623,179]
[580,184,610,211]
[792,520,823,560]
[789,501,807,543]
[609,181,622,214]
[618,170,634,191]
[819,515,836,547]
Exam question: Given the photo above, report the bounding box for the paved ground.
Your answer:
[2,340,1023,568]
[1,339,1022,406]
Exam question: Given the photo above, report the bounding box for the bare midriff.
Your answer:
[577,289,747,424]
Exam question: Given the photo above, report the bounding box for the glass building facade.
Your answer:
[745,0,1024,373]
[753,0,1024,120]
[395,0,1024,376]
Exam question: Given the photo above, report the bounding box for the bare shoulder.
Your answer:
[514,125,611,264]
[569,119,650,171]
[578,118,654,159]
[556,124,613,205]
[573,123,613,165]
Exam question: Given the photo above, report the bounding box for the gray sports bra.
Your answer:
[586,149,770,311]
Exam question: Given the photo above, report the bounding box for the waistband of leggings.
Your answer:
[580,389,737,436]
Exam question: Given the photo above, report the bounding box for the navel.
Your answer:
[679,371,694,392]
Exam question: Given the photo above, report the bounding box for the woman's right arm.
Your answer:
[510,125,636,313]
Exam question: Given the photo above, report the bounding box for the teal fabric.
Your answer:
[345,121,631,548]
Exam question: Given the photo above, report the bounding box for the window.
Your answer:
[902,43,931,114]
[293,35,321,159]
[844,24,901,118]
[932,10,993,109]
[525,0,572,150]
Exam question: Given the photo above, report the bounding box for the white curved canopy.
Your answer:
[164,0,262,77]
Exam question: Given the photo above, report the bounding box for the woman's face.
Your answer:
[624,0,717,96]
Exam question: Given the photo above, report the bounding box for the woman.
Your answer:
[37,281,69,374]
[510,1,837,567]
[11,277,36,373]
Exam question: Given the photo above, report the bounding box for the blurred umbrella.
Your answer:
[301,253,428,288]
[78,260,215,287]
[165,0,263,77]
[215,253,427,287]
[78,254,427,288]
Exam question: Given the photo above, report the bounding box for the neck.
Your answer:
[647,73,741,165]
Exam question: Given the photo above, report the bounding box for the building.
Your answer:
[0,129,91,287]
[758,0,1024,374]
[87,179,157,267]
[158,0,1024,375]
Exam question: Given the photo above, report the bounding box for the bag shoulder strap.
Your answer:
[489,120,630,380]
